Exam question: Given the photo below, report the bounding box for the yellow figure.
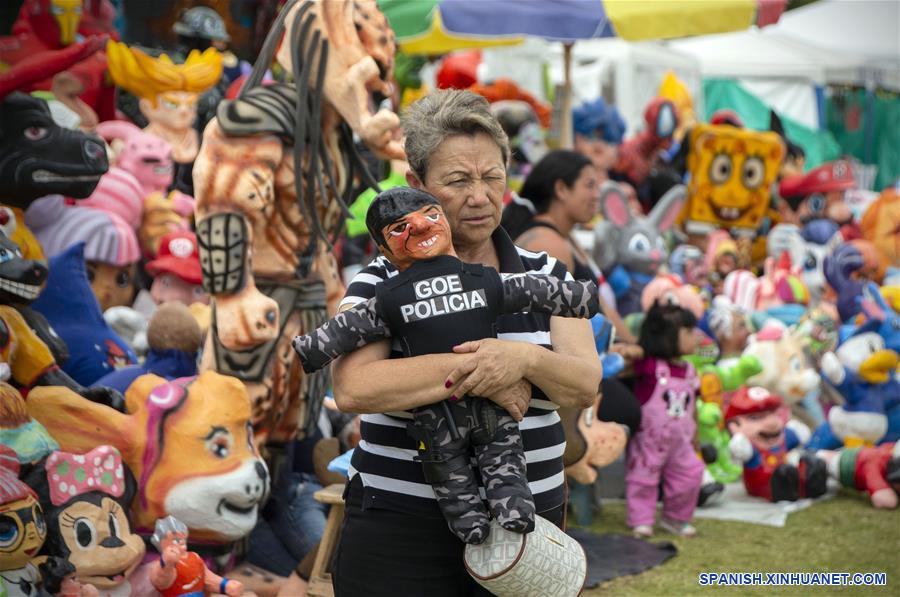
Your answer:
[51,0,83,46]
[657,71,695,144]
[105,41,223,164]
[681,124,785,237]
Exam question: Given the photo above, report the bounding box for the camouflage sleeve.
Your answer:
[501,274,600,318]
[292,298,391,373]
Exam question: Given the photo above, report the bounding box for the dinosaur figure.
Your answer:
[193,0,402,448]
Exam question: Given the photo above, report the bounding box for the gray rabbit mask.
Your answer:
[592,182,687,276]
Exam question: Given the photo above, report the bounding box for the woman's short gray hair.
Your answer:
[402,89,509,182]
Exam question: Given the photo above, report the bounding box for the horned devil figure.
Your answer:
[293,188,600,544]
[192,0,404,449]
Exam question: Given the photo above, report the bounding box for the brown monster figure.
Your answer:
[193,0,402,451]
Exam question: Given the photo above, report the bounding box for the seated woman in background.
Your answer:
[501,149,641,439]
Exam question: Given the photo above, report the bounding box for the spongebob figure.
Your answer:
[681,124,785,237]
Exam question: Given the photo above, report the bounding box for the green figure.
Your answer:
[686,354,763,484]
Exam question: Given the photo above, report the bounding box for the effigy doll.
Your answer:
[293,187,600,544]
[105,40,222,195]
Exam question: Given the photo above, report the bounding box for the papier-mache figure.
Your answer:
[817,443,900,509]
[105,40,223,195]
[680,123,784,238]
[23,445,146,596]
[0,445,46,597]
[38,557,99,597]
[293,187,600,544]
[725,386,827,502]
[149,516,244,597]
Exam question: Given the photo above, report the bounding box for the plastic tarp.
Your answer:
[703,79,842,169]
[826,87,900,190]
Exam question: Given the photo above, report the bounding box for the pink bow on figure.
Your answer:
[45,445,125,506]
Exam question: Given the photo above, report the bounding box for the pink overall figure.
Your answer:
[627,301,704,537]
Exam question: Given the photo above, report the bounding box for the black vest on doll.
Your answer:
[376,255,504,357]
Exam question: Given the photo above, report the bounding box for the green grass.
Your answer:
[580,489,900,596]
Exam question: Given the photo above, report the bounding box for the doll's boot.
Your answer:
[476,409,536,534]
[799,453,828,499]
[770,464,801,502]
[408,409,491,544]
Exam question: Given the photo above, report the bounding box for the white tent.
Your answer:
[479,37,703,136]
[668,28,868,128]
[770,0,900,90]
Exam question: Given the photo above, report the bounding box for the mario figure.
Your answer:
[725,386,828,502]
[778,160,856,229]
[149,515,243,597]
[145,230,209,307]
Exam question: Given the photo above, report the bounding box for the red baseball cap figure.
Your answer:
[725,386,827,502]
[778,160,855,226]
[145,230,209,306]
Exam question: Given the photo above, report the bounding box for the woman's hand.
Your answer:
[480,379,532,422]
[610,343,644,362]
[446,339,536,402]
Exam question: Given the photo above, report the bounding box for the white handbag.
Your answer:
[464,516,587,596]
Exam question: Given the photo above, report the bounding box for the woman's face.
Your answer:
[557,165,600,224]
[410,132,506,251]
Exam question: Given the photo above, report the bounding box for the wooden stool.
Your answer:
[305,483,346,597]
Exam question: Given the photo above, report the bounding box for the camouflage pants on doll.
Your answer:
[408,397,535,544]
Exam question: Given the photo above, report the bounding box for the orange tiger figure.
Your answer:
[27,371,268,544]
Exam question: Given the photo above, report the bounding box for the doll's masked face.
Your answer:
[140,93,198,133]
[379,204,453,271]
[0,495,46,570]
[55,496,144,589]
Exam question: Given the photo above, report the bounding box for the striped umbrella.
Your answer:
[381,0,786,146]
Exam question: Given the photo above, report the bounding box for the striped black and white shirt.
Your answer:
[339,227,570,516]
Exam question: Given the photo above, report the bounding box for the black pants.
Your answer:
[598,377,642,438]
[333,477,565,597]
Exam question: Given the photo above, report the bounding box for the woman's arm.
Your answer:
[331,340,534,419]
[450,317,601,409]
[331,340,469,413]
[516,229,576,273]
[530,317,602,408]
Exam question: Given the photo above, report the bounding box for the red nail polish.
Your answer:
[445,380,453,388]
[450,395,458,402]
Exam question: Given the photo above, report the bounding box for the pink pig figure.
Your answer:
[96,120,176,197]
